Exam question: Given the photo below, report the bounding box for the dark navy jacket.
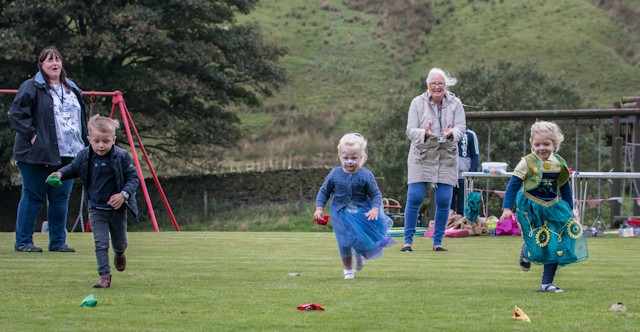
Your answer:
[456,129,480,179]
[10,71,89,166]
[58,145,139,219]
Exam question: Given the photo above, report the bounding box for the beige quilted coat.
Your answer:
[406,90,466,186]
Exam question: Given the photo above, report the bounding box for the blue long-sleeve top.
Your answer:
[316,166,383,211]
[502,173,573,210]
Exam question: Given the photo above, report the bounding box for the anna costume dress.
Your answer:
[506,153,588,266]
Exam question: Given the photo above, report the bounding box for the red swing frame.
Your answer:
[1,89,180,232]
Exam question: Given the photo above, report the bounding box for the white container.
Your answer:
[481,162,508,174]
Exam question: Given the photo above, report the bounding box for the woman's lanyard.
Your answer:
[51,84,64,112]
[438,104,443,136]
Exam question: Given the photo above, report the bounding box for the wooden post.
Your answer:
[574,120,579,169]
[633,100,640,217]
[610,114,622,228]
[522,120,527,156]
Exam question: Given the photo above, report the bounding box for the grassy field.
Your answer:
[1,231,639,331]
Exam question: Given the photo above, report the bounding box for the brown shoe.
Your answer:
[93,274,111,288]
[114,254,126,272]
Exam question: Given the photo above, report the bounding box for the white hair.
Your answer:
[426,67,458,88]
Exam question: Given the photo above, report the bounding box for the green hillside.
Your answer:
[229,0,640,166]
[417,0,640,107]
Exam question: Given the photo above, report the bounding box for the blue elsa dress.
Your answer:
[316,167,397,259]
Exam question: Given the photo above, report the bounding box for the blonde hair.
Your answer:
[530,120,564,152]
[88,114,120,136]
[337,133,368,166]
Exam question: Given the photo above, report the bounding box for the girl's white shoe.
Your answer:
[343,269,355,280]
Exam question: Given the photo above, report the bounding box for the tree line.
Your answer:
[0,0,288,186]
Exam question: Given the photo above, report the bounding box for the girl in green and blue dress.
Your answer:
[500,121,588,293]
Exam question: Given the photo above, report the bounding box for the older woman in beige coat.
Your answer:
[401,68,466,252]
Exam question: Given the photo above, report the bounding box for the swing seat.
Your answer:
[383,198,402,215]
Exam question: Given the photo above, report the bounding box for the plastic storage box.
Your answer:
[481,162,508,174]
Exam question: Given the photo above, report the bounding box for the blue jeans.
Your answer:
[404,182,453,246]
[15,161,74,250]
[89,208,128,275]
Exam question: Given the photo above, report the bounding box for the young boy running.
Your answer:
[50,114,139,288]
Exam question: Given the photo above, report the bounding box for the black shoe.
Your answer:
[400,246,412,252]
[519,243,531,272]
[433,247,448,252]
[51,244,75,252]
[15,244,43,252]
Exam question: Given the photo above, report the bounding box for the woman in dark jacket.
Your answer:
[10,46,89,252]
